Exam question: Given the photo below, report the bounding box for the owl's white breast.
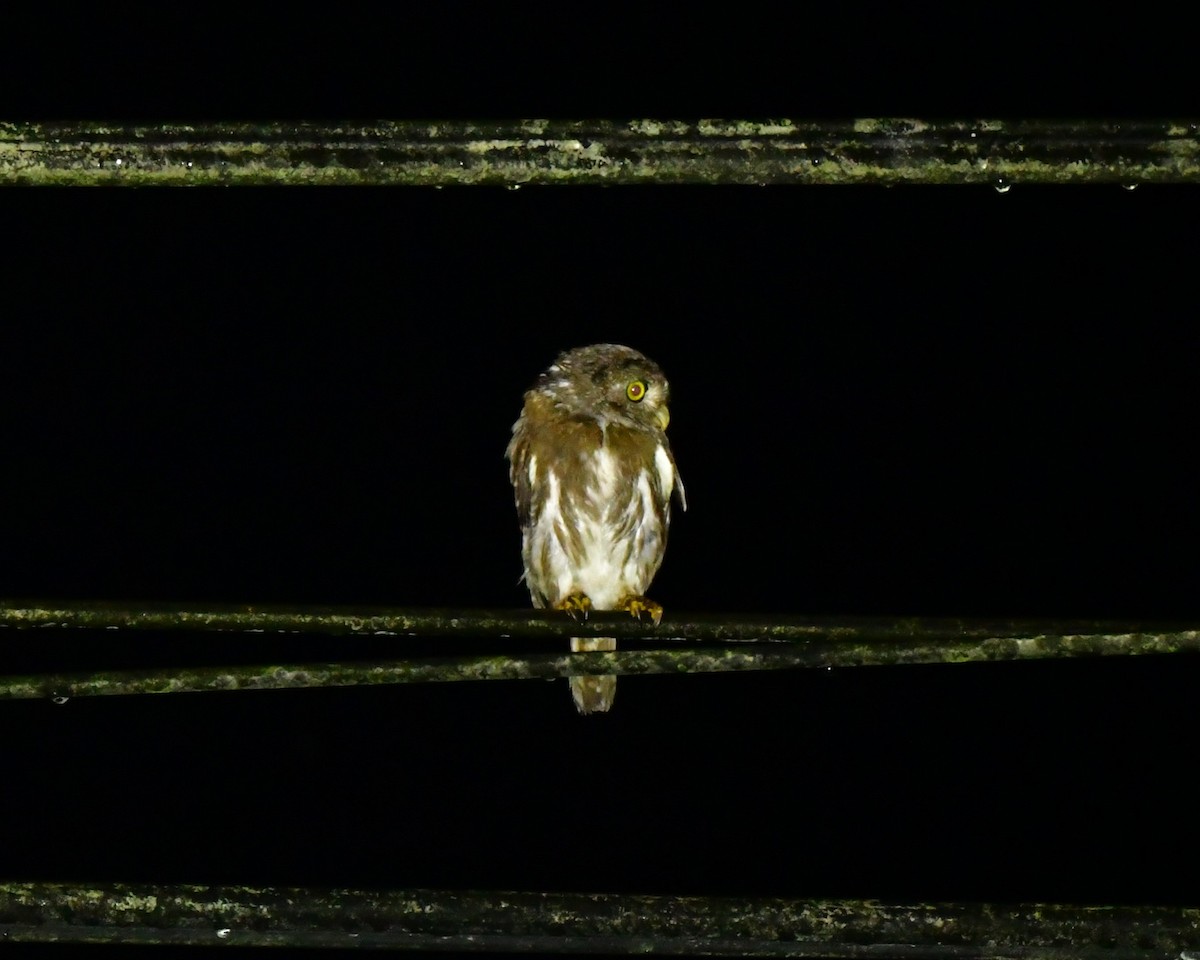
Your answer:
[529,444,669,609]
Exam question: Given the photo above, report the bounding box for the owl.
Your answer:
[507,344,686,714]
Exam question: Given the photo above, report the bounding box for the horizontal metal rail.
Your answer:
[2,881,1198,956]
[2,651,822,702]
[1,601,1196,701]
[2,119,1198,186]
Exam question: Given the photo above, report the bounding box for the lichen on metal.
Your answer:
[3,881,1198,954]
[0,600,1197,702]
[1,119,1198,186]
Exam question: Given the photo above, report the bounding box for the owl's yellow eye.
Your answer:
[626,380,646,402]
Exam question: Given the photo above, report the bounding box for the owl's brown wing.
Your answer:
[669,448,687,513]
[506,418,534,529]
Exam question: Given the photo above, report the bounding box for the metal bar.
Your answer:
[3,881,1198,955]
[0,650,826,702]
[5,600,1200,647]
[2,120,1198,186]
[2,601,1196,701]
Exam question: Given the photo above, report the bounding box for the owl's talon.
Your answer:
[619,595,663,626]
[555,593,593,622]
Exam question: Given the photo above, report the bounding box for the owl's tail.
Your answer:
[569,636,616,714]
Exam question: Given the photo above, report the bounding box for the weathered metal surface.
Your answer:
[5,600,1199,649]
[0,649,832,701]
[2,882,1198,955]
[1,601,1196,701]
[2,120,1198,186]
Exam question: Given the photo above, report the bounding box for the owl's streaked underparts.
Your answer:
[506,343,685,714]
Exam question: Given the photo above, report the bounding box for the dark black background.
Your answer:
[2,7,1198,952]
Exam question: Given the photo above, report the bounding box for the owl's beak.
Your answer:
[655,405,671,430]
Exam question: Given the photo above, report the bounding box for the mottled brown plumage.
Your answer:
[507,344,685,713]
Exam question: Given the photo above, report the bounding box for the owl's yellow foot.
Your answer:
[618,594,663,626]
[555,592,592,621]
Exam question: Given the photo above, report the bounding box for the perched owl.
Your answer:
[507,344,685,714]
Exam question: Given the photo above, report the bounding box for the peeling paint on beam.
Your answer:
[2,119,1199,186]
[3,881,1199,955]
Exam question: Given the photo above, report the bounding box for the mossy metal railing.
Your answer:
[2,119,1199,186]
[1,600,1198,702]
[2,609,1198,954]
[4,119,1198,952]
[3,882,1199,956]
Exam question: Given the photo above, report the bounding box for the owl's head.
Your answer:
[536,343,672,433]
